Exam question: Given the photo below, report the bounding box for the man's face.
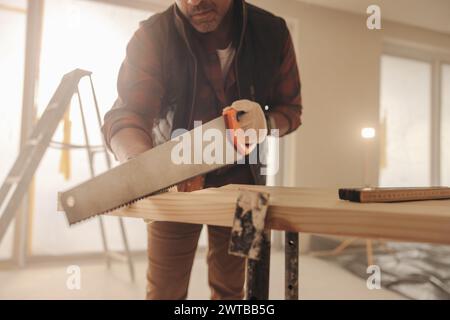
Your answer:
[175,0,233,33]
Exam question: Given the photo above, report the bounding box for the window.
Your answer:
[0,0,27,259]
[379,55,432,187]
[32,0,153,255]
[380,44,450,188]
[441,64,450,185]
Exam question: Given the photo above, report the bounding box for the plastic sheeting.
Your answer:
[321,243,450,300]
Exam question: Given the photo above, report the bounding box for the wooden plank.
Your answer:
[108,185,450,245]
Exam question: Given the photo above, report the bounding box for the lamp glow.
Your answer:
[361,128,376,139]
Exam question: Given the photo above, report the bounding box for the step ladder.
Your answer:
[0,69,135,280]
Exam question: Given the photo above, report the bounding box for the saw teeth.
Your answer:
[69,214,101,226]
[68,185,177,226]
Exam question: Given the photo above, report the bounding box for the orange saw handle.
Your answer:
[222,108,255,156]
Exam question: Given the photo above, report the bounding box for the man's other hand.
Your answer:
[110,128,153,163]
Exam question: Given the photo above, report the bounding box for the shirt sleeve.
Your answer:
[101,24,165,150]
[267,23,303,136]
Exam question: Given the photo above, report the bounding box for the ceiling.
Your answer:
[296,0,450,35]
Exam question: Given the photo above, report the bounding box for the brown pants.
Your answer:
[146,221,246,300]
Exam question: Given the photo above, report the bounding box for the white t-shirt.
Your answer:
[217,43,236,82]
[153,43,236,146]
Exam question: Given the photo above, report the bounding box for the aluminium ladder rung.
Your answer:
[5,176,21,185]
[0,69,135,281]
[26,134,43,146]
[0,69,92,244]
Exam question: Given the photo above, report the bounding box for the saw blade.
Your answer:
[60,116,246,225]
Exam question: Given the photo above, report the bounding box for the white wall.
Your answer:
[249,0,450,188]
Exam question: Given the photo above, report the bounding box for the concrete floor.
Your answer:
[0,250,403,300]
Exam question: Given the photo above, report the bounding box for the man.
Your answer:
[102,0,302,300]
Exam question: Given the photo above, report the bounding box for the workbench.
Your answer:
[108,184,450,300]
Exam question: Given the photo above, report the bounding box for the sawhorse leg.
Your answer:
[244,231,299,300]
[285,232,299,300]
[230,192,299,300]
[245,230,271,300]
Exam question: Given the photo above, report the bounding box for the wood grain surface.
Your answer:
[108,185,450,245]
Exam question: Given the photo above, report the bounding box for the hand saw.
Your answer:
[60,109,255,225]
